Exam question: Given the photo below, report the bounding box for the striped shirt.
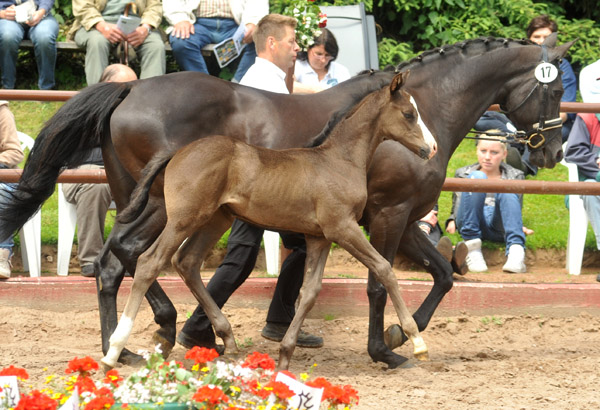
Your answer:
[196,0,233,19]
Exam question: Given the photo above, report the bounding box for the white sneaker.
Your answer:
[503,244,526,273]
[465,238,488,272]
[0,248,12,279]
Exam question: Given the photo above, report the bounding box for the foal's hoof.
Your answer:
[384,324,408,350]
[153,329,175,359]
[117,348,144,366]
[415,351,430,362]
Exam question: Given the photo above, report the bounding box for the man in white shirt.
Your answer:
[177,14,324,353]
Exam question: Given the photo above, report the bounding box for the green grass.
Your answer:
[9,100,592,251]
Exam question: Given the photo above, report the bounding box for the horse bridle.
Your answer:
[471,45,562,149]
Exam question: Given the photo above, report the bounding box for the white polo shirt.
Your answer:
[239,57,289,94]
[294,59,351,89]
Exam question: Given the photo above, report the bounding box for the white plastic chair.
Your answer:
[16,131,41,277]
[560,142,587,275]
[263,230,280,276]
[57,182,116,276]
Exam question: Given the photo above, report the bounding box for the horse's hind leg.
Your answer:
[171,209,238,353]
[101,219,190,369]
[333,223,428,362]
[278,236,330,370]
[97,199,177,362]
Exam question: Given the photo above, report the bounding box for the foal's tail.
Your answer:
[117,152,174,224]
[0,81,133,242]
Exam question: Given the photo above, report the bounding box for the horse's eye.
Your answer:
[403,112,415,120]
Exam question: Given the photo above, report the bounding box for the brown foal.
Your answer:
[102,72,433,370]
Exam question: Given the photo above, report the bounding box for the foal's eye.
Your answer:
[403,111,415,120]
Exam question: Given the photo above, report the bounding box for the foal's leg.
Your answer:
[334,223,429,361]
[97,199,177,362]
[101,221,190,369]
[171,210,238,353]
[278,236,330,370]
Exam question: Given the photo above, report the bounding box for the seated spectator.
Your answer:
[0,0,58,89]
[418,204,468,275]
[293,28,351,94]
[0,100,24,279]
[69,0,165,86]
[445,132,528,273]
[61,64,137,277]
[565,52,600,283]
[163,0,268,82]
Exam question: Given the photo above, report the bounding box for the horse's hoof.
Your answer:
[100,358,115,373]
[117,348,144,366]
[374,352,411,369]
[414,351,430,361]
[153,329,175,359]
[384,324,408,350]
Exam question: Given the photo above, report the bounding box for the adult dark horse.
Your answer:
[0,37,572,369]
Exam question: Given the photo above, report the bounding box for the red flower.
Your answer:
[74,375,97,394]
[65,356,99,376]
[241,351,275,371]
[307,377,359,406]
[318,12,327,28]
[102,369,122,387]
[185,346,220,364]
[264,380,295,400]
[83,387,114,410]
[0,365,29,380]
[14,390,58,410]
[192,385,229,406]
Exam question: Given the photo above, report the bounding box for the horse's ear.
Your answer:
[390,70,410,94]
[542,32,558,48]
[552,38,577,60]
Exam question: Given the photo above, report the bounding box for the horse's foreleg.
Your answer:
[364,208,411,367]
[101,221,187,370]
[334,223,428,362]
[172,210,238,354]
[278,236,330,371]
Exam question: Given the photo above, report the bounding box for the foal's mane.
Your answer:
[305,78,387,148]
[395,37,533,72]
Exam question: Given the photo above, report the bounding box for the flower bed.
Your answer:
[0,347,359,410]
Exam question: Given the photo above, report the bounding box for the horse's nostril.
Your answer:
[556,150,564,162]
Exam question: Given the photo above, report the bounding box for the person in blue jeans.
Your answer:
[163,0,268,82]
[0,0,58,89]
[446,133,528,273]
[0,100,23,279]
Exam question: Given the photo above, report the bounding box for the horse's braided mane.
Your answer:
[395,37,532,72]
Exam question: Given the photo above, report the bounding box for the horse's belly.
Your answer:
[226,196,321,235]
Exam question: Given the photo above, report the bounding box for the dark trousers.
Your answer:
[181,219,306,344]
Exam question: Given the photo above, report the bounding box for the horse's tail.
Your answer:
[117,151,173,225]
[0,81,133,242]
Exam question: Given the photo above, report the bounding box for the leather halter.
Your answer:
[498,45,562,149]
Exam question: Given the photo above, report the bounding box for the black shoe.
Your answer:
[596,273,600,283]
[176,331,225,355]
[81,264,95,277]
[261,322,323,348]
[435,236,453,263]
[452,241,469,276]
